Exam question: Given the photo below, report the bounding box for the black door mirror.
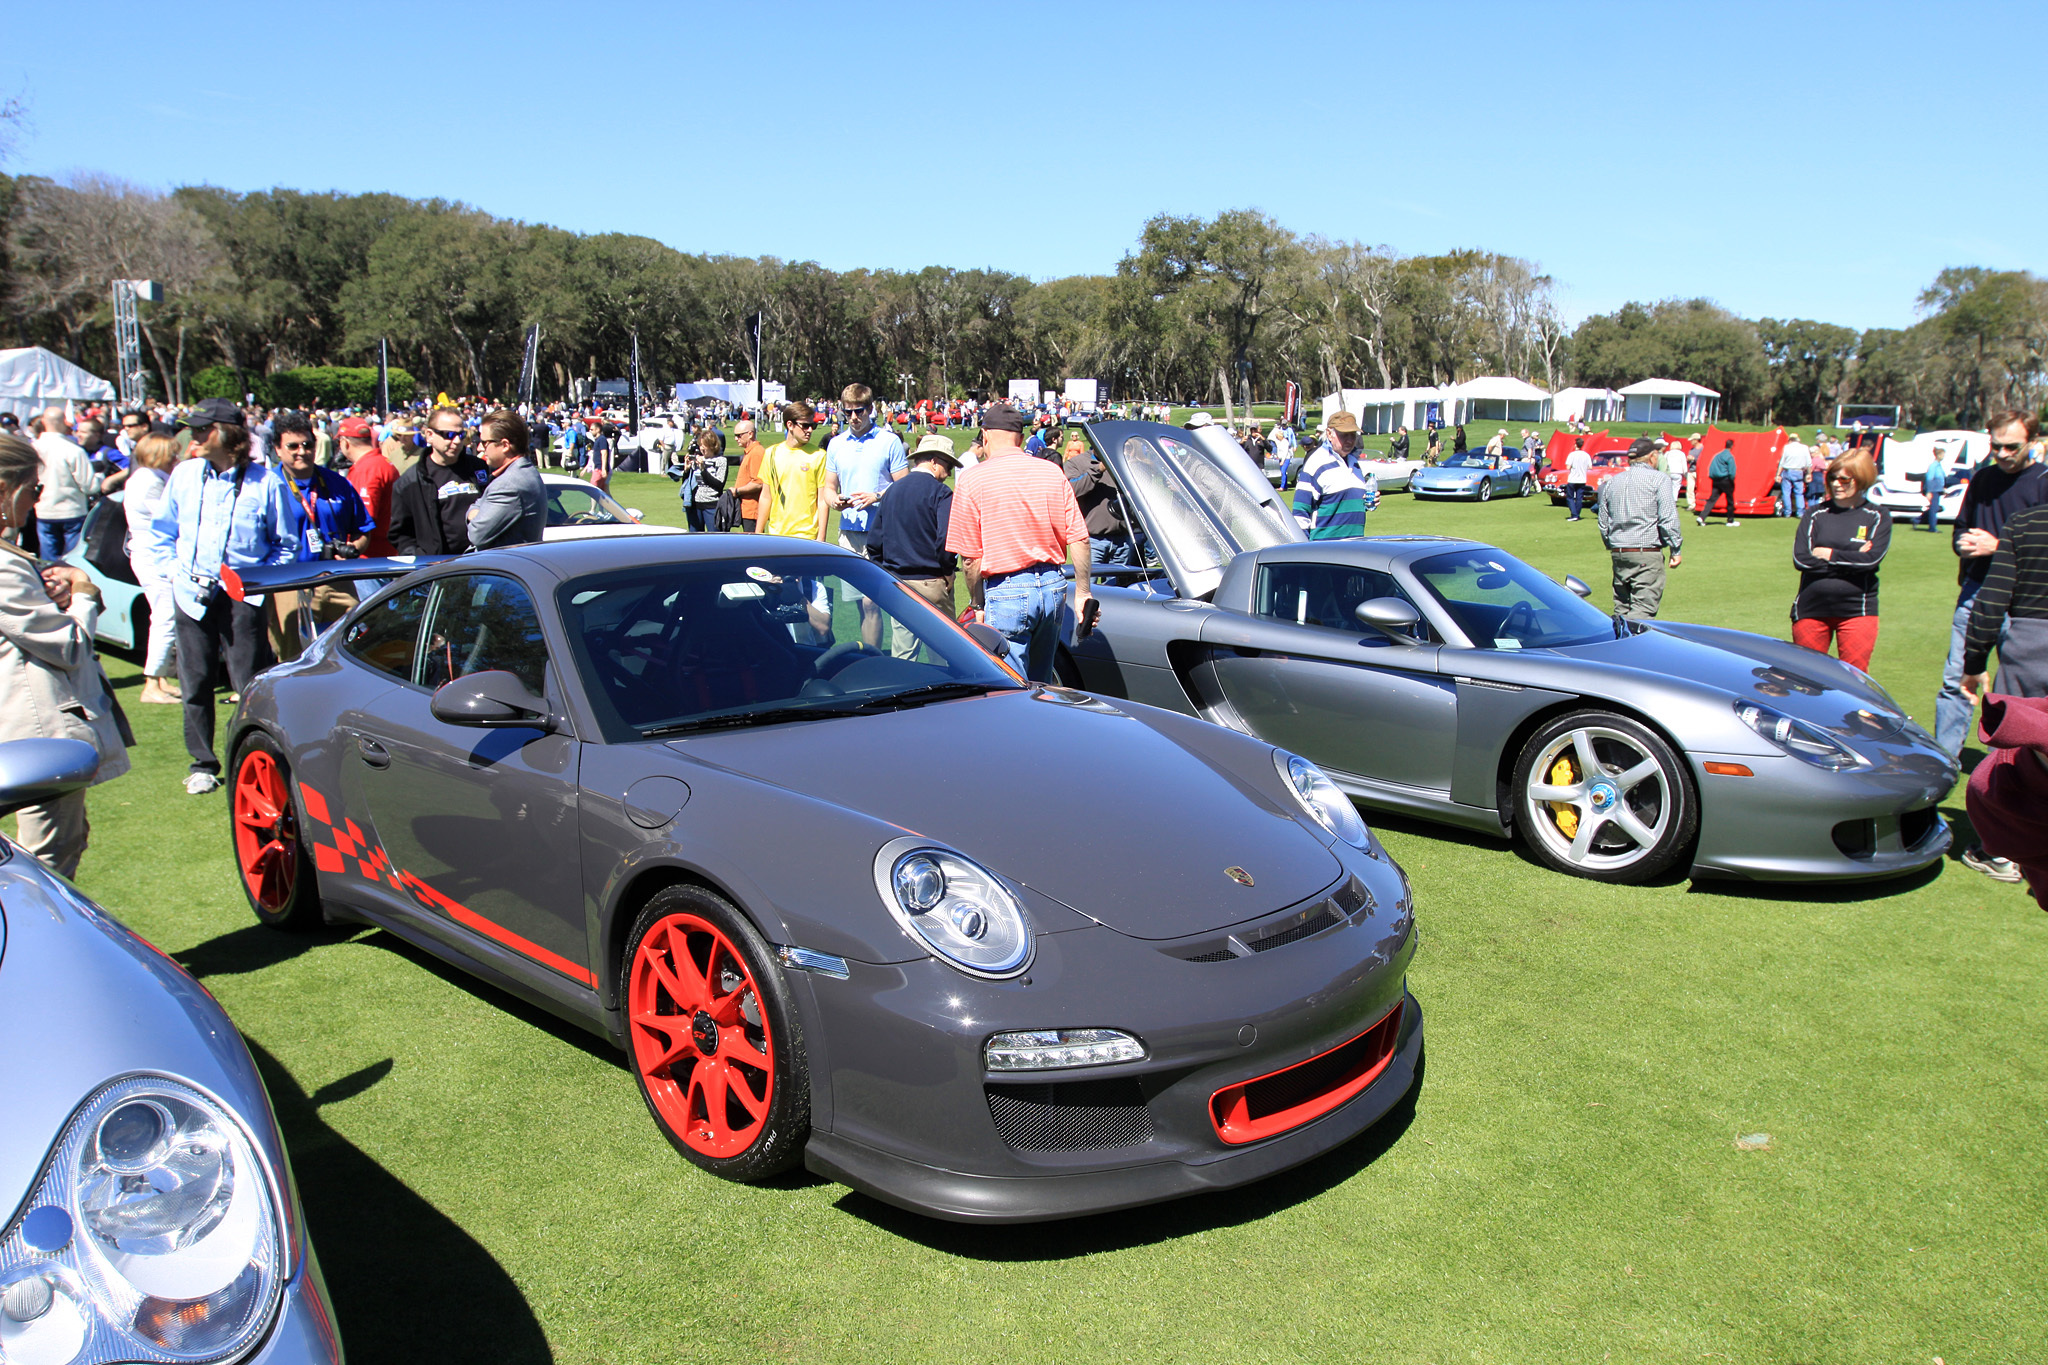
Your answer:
[431,671,558,730]
[1564,574,1592,599]
[0,738,101,819]
[961,622,1009,660]
[1354,596,1423,640]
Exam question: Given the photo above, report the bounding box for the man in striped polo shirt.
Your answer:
[1292,411,1380,539]
[947,403,1091,682]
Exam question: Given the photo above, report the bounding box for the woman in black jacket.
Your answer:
[1790,448,1891,671]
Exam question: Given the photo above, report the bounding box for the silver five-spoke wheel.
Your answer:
[1512,710,1697,882]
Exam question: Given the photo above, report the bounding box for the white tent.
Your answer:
[1320,386,1445,434]
[1619,378,1720,425]
[0,347,117,422]
[1444,376,1551,425]
[1552,386,1623,422]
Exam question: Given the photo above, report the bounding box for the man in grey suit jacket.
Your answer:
[468,410,548,550]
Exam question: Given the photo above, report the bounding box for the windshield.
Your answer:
[1439,453,1493,468]
[547,482,633,527]
[558,556,1020,741]
[1119,436,1232,592]
[1411,548,1614,649]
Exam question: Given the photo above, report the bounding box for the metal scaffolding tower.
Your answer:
[110,279,161,407]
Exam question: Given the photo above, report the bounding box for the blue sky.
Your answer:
[7,0,2042,332]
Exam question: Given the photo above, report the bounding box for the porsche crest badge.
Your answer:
[1224,866,1255,887]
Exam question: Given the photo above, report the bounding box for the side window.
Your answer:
[420,574,552,696]
[1256,564,1414,633]
[342,581,432,681]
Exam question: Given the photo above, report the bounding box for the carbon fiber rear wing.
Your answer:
[222,555,454,601]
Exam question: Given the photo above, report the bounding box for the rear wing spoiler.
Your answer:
[222,555,454,601]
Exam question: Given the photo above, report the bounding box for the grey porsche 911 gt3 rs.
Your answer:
[1059,421,1955,885]
[221,537,1420,1223]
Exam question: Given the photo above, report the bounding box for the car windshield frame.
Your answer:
[555,554,1023,743]
[1410,547,1614,650]
[1437,453,1493,469]
[546,480,633,528]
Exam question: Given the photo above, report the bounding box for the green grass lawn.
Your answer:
[46,480,2046,1364]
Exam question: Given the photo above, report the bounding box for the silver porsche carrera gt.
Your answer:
[1060,421,1955,884]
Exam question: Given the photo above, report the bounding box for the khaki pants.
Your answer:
[268,582,360,663]
[893,575,956,660]
[1610,550,1666,620]
[14,790,88,879]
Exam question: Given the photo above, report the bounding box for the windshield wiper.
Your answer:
[845,680,1020,712]
[641,704,865,737]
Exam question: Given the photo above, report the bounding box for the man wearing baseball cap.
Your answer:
[867,432,962,661]
[947,403,1091,681]
[1291,411,1380,539]
[339,415,398,556]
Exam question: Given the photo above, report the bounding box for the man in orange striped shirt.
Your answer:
[947,404,1091,681]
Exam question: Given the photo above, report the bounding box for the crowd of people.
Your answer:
[2,384,2043,903]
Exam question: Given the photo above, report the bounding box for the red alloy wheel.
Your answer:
[629,913,775,1159]
[232,750,298,913]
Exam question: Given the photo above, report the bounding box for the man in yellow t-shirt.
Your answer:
[755,400,827,539]
[755,400,832,640]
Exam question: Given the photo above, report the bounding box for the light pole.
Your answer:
[111,279,162,407]
[897,372,913,407]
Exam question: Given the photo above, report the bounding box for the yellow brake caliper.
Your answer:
[1549,754,1580,839]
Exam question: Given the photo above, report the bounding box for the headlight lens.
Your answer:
[0,1076,283,1365]
[1276,752,1373,849]
[1733,701,1869,771]
[873,838,1032,978]
[985,1029,1146,1072]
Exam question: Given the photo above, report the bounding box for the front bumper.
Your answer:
[1411,481,1486,499]
[807,993,1421,1222]
[794,863,1420,1222]
[1688,746,1954,881]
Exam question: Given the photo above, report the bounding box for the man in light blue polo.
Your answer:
[824,382,907,646]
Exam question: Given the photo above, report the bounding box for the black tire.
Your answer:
[1510,709,1697,883]
[624,886,810,1182]
[229,733,322,930]
[1477,480,1493,502]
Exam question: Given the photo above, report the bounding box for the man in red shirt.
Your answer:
[947,403,1091,681]
[340,416,399,556]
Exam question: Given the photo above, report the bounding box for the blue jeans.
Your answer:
[1936,588,1980,756]
[1090,534,1133,567]
[1565,484,1586,519]
[982,566,1069,682]
[1921,491,1943,532]
[1778,474,1804,518]
[36,516,83,560]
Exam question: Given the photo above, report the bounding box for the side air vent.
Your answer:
[986,1079,1154,1152]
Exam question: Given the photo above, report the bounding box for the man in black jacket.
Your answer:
[388,407,488,554]
[866,432,959,660]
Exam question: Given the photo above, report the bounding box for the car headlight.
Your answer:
[1733,701,1869,771]
[984,1029,1146,1072]
[0,1076,283,1365]
[1275,751,1373,849]
[873,837,1032,978]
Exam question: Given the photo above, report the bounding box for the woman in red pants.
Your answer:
[1790,449,1891,671]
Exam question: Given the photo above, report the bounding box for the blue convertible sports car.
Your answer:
[1409,451,1537,502]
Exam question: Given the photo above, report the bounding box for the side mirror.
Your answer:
[1354,597,1422,640]
[1564,574,1592,599]
[962,622,1009,660]
[431,671,558,730]
[0,738,101,819]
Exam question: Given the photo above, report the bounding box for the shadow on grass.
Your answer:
[246,1042,553,1364]
[1362,807,1698,888]
[1689,855,1949,903]
[175,922,356,980]
[834,1048,1425,1260]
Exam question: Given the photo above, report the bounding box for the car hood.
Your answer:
[0,855,281,1220]
[667,688,1343,939]
[1552,622,1917,738]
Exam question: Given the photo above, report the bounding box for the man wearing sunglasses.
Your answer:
[267,411,373,661]
[756,400,832,639]
[466,409,547,550]
[824,383,907,647]
[388,406,489,554]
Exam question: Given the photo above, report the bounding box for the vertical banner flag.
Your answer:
[628,331,642,436]
[376,338,391,416]
[1284,381,1300,426]
[517,324,540,406]
[746,311,764,407]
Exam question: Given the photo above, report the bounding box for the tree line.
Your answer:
[1,172,2040,429]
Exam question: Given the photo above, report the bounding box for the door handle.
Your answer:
[356,736,391,769]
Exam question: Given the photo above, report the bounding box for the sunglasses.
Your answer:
[844,406,872,416]
[279,440,315,453]
[429,427,465,440]
[1990,441,2025,454]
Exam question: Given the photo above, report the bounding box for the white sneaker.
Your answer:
[184,772,221,795]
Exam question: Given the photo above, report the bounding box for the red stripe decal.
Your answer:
[397,872,597,988]
[313,843,344,874]
[299,783,331,827]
